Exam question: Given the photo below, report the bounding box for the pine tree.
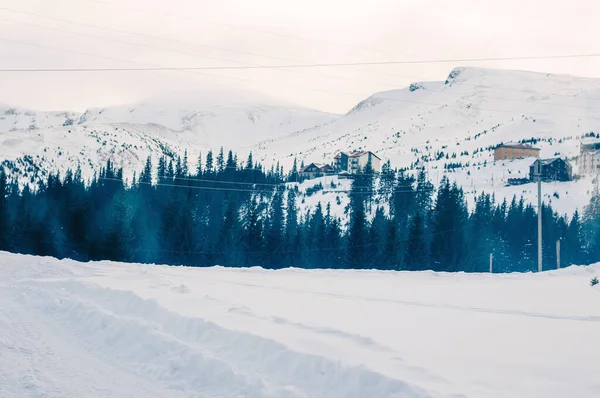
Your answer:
[583,186,600,262]
[182,150,189,177]
[405,212,427,270]
[226,150,236,170]
[241,197,264,266]
[205,150,214,175]
[468,193,497,272]
[166,159,174,180]
[0,167,9,250]
[391,171,416,226]
[140,156,153,184]
[289,158,299,182]
[414,170,434,215]
[217,147,225,174]
[326,217,343,268]
[264,189,285,268]
[284,188,299,266]
[384,217,402,270]
[378,160,396,196]
[307,202,327,268]
[175,155,183,179]
[430,178,468,271]
[346,194,368,269]
[196,153,203,177]
[565,210,584,266]
[246,152,254,170]
[215,200,242,266]
[157,156,167,183]
[104,189,133,262]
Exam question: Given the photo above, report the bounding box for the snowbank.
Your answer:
[1,251,599,397]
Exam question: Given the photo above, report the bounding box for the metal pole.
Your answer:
[490,253,493,273]
[538,176,543,272]
[556,239,561,269]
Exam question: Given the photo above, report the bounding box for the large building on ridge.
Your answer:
[494,143,540,161]
[579,139,600,175]
[334,151,381,174]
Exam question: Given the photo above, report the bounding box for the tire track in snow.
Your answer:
[21,279,451,398]
[0,286,180,398]
[197,276,600,323]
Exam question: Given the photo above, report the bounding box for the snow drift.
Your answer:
[1,252,599,397]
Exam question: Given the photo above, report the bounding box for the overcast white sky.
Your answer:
[1,0,599,114]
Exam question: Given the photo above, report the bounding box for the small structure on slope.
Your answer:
[299,163,335,179]
[494,143,540,161]
[529,158,572,182]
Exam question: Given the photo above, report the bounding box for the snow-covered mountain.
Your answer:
[253,67,600,215]
[0,92,337,183]
[77,91,338,148]
[3,67,600,215]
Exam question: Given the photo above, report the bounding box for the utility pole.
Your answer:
[490,253,493,273]
[556,239,561,269]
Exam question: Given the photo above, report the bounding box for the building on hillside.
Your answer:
[529,158,572,182]
[333,152,349,173]
[579,139,600,174]
[494,143,540,161]
[299,163,335,179]
[348,151,381,174]
[506,178,530,186]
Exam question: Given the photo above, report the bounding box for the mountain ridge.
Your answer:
[3,67,600,215]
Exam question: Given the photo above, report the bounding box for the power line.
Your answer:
[67,0,420,80]
[98,176,281,193]
[96,176,439,196]
[5,34,600,120]
[0,12,401,89]
[5,50,600,72]
[5,27,600,119]
[7,3,600,109]
[82,0,404,58]
[0,36,374,98]
[0,0,412,84]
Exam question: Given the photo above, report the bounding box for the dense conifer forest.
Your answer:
[1,148,598,272]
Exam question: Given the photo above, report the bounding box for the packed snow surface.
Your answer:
[1,252,599,397]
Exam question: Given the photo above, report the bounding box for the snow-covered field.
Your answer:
[1,252,599,398]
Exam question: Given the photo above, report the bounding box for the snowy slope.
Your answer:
[79,91,337,148]
[0,92,337,183]
[253,67,600,214]
[1,252,599,398]
[0,105,80,132]
[0,123,197,184]
[4,68,600,215]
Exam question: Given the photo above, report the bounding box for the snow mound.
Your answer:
[15,277,436,398]
[2,252,600,397]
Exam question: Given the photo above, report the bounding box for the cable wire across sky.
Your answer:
[4,52,600,72]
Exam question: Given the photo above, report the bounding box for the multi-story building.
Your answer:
[494,143,541,161]
[579,139,600,175]
[529,158,572,182]
[299,163,335,179]
[348,151,381,174]
[333,152,349,172]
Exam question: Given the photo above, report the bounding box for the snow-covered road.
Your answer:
[1,252,599,397]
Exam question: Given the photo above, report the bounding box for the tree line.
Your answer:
[0,150,598,272]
